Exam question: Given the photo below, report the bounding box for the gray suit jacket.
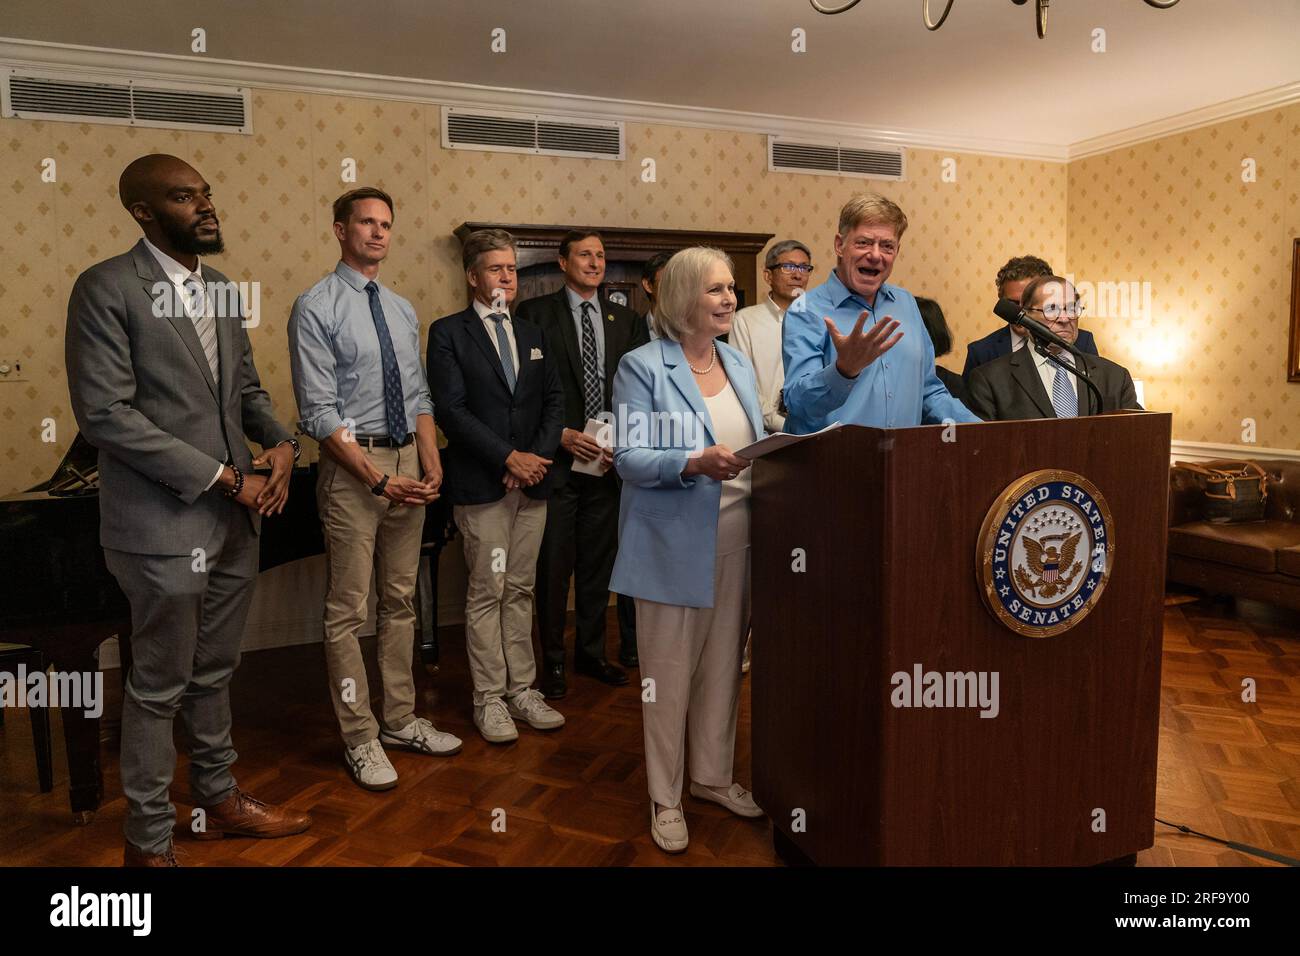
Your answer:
[966,346,1140,422]
[65,239,292,555]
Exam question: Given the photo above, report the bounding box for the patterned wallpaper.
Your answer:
[1068,104,1300,447]
[2,84,1081,494]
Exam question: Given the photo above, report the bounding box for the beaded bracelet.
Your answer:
[223,464,245,499]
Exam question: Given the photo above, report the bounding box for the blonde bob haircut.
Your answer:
[837,192,909,240]
[651,246,734,342]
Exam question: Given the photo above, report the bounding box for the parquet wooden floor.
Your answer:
[1,596,1297,866]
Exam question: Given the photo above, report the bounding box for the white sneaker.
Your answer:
[474,698,518,744]
[381,716,462,756]
[689,781,764,818]
[650,801,689,853]
[742,629,752,674]
[506,688,566,731]
[344,738,398,791]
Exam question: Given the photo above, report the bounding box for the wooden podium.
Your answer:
[750,412,1171,866]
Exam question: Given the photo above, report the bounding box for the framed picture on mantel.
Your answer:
[1289,238,1300,382]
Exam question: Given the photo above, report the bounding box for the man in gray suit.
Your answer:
[65,154,311,867]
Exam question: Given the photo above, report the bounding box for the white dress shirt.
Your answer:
[729,294,787,432]
[472,298,519,374]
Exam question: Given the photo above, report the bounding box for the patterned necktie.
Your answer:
[489,313,516,392]
[185,273,220,385]
[364,281,409,442]
[579,300,601,420]
[1050,351,1077,419]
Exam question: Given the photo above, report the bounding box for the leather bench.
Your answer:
[1167,458,1300,610]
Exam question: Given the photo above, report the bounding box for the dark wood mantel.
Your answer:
[454,222,775,314]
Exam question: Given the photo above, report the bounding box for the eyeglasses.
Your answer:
[849,238,898,256]
[1026,304,1085,320]
[770,263,814,274]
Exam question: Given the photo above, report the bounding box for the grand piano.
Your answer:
[0,434,455,823]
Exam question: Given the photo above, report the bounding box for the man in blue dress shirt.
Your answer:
[782,193,981,433]
[289,187,462,792]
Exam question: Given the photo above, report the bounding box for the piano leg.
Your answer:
[417,545,442,670]
[59,638,104,825]
[29,649,54,793]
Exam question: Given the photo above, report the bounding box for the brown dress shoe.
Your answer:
[194,789,312,841]
[123,841,180,867]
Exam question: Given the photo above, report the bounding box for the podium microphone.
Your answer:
[991,298,1104,415]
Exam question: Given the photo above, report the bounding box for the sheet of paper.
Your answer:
[735,421,842,460]
[570,417,614,476]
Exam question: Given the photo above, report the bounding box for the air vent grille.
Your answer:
[443,107,623,160]
[3,71,250,133]
[770,137,904,180]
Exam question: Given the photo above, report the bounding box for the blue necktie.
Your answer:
[580,301,601,420]
[1049,351,1077,419]
[364,281,409,441]
[489,313,517,392]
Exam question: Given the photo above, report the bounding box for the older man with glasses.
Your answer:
[730,239,812,433]
[966,275,1139,421]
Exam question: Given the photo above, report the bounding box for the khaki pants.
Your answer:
[636,546,751,809]
[454,488,547,706]
[317,445,425,748]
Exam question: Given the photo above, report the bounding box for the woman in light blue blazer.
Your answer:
[609,246,767,854]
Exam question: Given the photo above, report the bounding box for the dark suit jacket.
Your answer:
[963,326,1098,380]
[514,287,650,486]
[427,306,565,505]
[936,365,973,412]
[966,347,1140,422]
[65,239,291,555]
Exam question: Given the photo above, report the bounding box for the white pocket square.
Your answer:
[530,347,543,360]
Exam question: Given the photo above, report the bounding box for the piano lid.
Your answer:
[28,432,99,497]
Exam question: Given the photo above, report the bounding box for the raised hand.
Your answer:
[825,312,903,379]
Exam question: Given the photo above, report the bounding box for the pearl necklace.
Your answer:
[687,342,717,375]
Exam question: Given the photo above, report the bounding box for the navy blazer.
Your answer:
[962,326,1098,380]
[609,338,765,609]
[427,306,564,505]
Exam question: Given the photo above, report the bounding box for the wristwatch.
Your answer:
[277,437,302,462]
[371,474,390,497]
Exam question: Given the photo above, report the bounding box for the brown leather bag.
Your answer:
[1173,460,1269,523]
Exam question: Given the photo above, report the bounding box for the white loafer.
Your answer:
[650,801,689,853]
[689,781,764,818]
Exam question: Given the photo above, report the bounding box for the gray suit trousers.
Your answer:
[104,500,258,855]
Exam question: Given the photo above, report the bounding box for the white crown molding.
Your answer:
[0,36,1070,162]
[1068,81,1300,160]
[1169,439,1300,465]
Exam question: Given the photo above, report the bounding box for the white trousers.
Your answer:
[635,546,751,808]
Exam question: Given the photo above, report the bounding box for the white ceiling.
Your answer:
[3,0,1298,152]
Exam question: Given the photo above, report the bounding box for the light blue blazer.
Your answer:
[609,337,766,609]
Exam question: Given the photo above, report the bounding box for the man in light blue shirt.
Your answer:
[782,193,980,433]
[288,186,460,792]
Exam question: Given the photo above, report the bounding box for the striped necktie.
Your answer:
[1049,351,1077,419]
[580,301,601,421]
[184,273,220,385]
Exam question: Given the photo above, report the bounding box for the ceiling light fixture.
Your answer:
[810,0,1182,40]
